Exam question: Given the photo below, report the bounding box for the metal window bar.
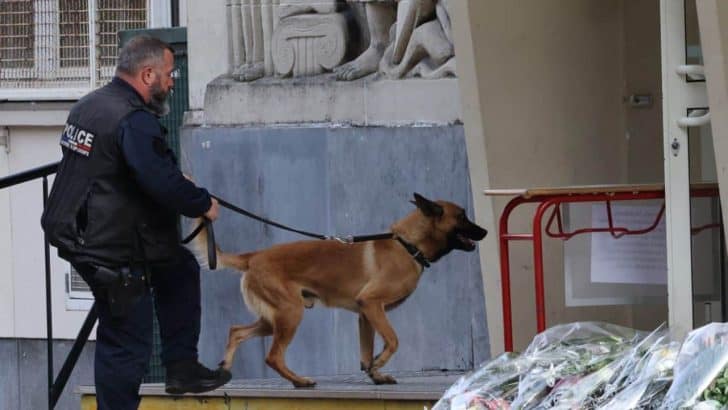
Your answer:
[0,0,147,95]
[0,0,34,73]
[0,162,98,410]
[96,0,146,86]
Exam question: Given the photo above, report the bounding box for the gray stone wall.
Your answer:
[0,338,95,410]
[181,124,490,379]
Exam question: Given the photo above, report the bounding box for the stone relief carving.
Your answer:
[228,0,273,82]
[379,0,455,79]
[227,0,455,81]
[272,8,348,77]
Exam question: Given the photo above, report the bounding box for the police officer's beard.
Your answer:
[149,81,171,116]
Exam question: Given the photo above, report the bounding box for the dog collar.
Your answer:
[395,237,430,269]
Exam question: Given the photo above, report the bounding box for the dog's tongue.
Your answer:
[458,234,474,246]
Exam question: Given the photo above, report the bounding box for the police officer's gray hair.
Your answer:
[116,35,174,76]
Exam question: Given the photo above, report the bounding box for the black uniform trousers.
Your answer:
[74,248,201,410]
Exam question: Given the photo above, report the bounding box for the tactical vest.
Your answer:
[41,80,179,267]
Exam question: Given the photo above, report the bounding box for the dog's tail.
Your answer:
[186,218,255,271]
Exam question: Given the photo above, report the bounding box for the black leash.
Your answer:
[180,194,395,270]
[181,218,218,269]
[205,219,217,270]
[212,195,393,243]
[181,221,205,244]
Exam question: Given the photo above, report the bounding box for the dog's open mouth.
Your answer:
[457,233,476,251]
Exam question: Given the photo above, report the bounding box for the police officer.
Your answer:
[41,35,230,409]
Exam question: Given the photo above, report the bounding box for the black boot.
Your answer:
[165,360,232,394]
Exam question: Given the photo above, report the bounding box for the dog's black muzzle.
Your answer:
[467,222,488,241]
[451,220,488,252]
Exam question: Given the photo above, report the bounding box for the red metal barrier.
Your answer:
[487,184,719,352]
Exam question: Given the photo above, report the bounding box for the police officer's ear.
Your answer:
[141,65,156,87]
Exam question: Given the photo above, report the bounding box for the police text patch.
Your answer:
[60,123,96,157]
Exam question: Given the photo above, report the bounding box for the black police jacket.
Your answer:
[41,77,211,267]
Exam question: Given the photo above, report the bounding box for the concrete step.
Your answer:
[79,370,461,410]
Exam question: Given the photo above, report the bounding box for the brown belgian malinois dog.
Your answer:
[192,193,487,387]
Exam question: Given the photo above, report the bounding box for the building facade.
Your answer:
[3,0,728,409]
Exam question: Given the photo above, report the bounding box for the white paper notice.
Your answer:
[590,204,667,285]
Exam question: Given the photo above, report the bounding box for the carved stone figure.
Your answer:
[230,0,345,80]
[379,0,455,79]
[228,0,456,81]
[333,1,397,81]
[335,0,455,81]
[229,0,278,82]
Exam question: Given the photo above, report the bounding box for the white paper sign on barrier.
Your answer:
[590,204,667,285]
[564,202,667,307]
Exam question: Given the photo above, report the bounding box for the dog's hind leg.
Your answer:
[358,314,375,372]
[265,303,316,388]
[357,301,399,385]
[219,319,272,371]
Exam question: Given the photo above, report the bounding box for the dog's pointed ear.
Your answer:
[411,193,444,218]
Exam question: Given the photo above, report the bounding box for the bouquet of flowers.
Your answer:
[432,322,646,410]
[596,338,678,409]
[660,323,728,410]
[432,322,728,409]
[433,353,529,410]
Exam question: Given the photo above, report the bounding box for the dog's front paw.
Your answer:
[292,377,317,388]
[369,370,397,385]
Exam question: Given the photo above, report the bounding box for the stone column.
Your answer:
[228,0,245,71]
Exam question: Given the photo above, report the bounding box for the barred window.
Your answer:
[97,0,146,72]
[59,0,89,68]
[0,0,35,70]
[0,0,150,97]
